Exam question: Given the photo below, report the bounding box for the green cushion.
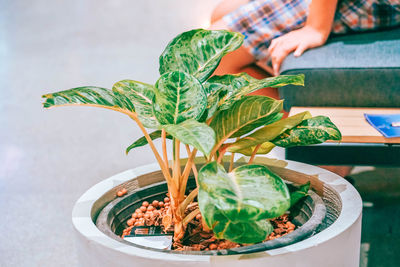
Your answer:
[278,27,400,111]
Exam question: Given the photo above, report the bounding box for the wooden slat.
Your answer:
[289,107,400,144]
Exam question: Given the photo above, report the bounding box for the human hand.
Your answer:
[268,25,329,75]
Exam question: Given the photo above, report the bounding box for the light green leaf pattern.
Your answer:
[42,86,135,114]
[198,162,290,243]
[204,73,304,110]
[272,116,342,147]
[228,111,311,153]
[153,71,206,125]
[287,182,311,207]
[213,219,274,244]
[159,29,244,82]
[112,80,159,128]
[162,120,215,156]
[233,142,276,157]
[210,96,283,146]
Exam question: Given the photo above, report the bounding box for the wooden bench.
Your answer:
[286,107,400,166]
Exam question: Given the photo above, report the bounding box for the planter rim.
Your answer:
[72,159,362,262]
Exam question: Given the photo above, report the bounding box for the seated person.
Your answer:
[210,0,400,177]
[210,0,400,92]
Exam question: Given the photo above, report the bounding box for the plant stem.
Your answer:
[179,187,198,215]
[185,145,199,187]
[182,208,201,228]
[161,129,169,170]
[176,139,181,177]
[216,144,229,164]
[248,143,262,164]
[179,148,198,198]
[130,115,172,183]
[229,152,235,172]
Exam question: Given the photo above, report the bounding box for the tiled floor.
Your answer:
[1,1,399,266]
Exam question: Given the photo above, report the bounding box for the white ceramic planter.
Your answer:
[72,159,362,267]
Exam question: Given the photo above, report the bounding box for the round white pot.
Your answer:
[72,159,362,267]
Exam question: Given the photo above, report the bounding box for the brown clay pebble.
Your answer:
[127,218,135,226]
[152,200,159,207]
[164,197,170,203]
[209,244,218,250]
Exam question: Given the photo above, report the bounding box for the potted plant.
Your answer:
[43,29,362,265]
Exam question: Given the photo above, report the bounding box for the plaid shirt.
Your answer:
[223,0,400,62]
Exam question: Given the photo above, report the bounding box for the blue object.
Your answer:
[364,114,400,138]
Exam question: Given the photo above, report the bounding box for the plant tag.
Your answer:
[124,226,173,250]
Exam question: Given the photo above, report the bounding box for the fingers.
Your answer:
[272,48,290,76]
[270,41,296,75]
[293,43,309,57]
[268,38,278,55]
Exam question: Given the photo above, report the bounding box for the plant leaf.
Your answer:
[159,29,244,82]
[162,120,215,156]
[210,96,283,147]
[198,162,290,226]
[233,142,276,156]
[153,71,207,125]
[203,92,220,121]
[228,111,312,153]
[204,73,304,110]
[112,80,159,128]
[126,130,172,154]
[272,116,342,147]
[213,219,273,244]
[287,182,311,207]
[42,86,135,115]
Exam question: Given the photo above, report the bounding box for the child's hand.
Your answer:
[268,25,329,75]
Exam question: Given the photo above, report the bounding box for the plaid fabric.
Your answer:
[333,0,400,33]
[223,0,400,62]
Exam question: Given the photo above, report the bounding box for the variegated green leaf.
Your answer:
[203,92,220,121]
[162,120,215,156]
[198,162,290,225]
[204,73,304,110]
[126,130,172,154]
[288,182,311,207]
[200,82,224,121]
[213,219,273,244]
[153,71,206,125]
[42,86,135,115]
[272,116,342,147]
[159,29,244,82]
[210,96,283,147]
[233,142,276,157]
[228,111,311,153]
[112,80,159,128]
